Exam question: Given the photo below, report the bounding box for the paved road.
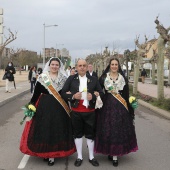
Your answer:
[0,93,170,170]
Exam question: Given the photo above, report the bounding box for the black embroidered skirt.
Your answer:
[20,94,76,158]
[94,93,138,156]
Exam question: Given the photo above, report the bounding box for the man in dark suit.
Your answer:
[86,63,98,78]
[61,59,103,167]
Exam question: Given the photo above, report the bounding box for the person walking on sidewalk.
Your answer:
[94,58,138,167]
[20,57,76,166]
[61,59,104,167]
[141,68,147,84]
[28,66,37,94]
[4,61,16,93]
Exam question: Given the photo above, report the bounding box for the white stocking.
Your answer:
[87,139,94,160]
[49,158,54,162]
[75,138,83,160]
[113,156,117,160]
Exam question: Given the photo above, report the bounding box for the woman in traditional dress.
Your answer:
[94,58,138,167]
[20,57,76,166]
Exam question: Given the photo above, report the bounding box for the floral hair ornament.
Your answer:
[129,96,138,109]
[20,104,36,125]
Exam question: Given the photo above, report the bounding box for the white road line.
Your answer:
[18,154,30,169]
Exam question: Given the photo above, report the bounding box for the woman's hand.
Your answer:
[111,90,117,95]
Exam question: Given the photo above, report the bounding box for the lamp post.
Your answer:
[43,23,58,68]
[124,49,130,81]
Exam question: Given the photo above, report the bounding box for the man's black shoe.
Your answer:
[74,158,83,167]
[48,160,54,166]
[89,158,99,166]
[112,160,118,167]
[43,158,48,162]
[108,155,112,161]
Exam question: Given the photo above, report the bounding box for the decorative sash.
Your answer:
[110,91,128,111]
[41,73,71,117]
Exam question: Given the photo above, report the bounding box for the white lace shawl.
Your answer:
[104,72,125,93]
[37,71,67,92]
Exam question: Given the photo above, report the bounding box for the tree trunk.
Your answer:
[0,50,3,69]
[157,36,165,99]
[168,62,170,84]
[151,61,156,84]
[133,56,141,95]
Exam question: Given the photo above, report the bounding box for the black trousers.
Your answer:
[71,110,96,140]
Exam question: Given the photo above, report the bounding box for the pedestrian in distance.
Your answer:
[37,67,43,76]
[20,57,76,166]
[36,67,43,79]
[28,66,37,94]
[141,68,147,84]
[61,59,104,167]
[86,63,98,78]
[66,66,71,77]
[94,58,138,167]
[70,67,76,75]
[4,61,16,93]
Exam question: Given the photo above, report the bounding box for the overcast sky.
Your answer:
[1,0,170,60]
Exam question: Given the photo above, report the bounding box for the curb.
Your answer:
[0,89,30,107]
[138,99,170,120]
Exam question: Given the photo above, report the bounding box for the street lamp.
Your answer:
[124,49,130,80]
[43,23,58,68]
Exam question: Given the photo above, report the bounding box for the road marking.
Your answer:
[18,154,30,169]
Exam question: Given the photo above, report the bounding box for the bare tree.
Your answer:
[133,35,153,95]
[9,48,23,74]
[165,41,170,84]
[154,16,170,99]
[0,28,17,68]
[150,48,158,84]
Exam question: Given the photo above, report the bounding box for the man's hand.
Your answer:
[94,91,99,97]
[74,92,82,100]
[66,91,71,94]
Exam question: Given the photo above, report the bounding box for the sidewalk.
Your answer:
[135,82,170,119]
[137,82,170,99]
[0,81,30,107]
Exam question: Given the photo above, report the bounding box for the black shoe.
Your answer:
[43,158,48,162]
[48,159,54,166]
[89,158,99,166]
[74,158,83,167]
[108,155,112,161]
[113,160,118,167]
